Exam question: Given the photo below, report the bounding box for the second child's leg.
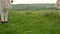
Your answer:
[4,9,8,23]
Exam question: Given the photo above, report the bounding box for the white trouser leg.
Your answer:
[1,9,8,21]
[4,9,8,21]
[59,11,60,16]
[1,10,5,21]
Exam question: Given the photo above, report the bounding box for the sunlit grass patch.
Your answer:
[0,10,60,34]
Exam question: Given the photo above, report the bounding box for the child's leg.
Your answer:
[1,10,5,21]
[59,11,60,16]
[4,9,8,21]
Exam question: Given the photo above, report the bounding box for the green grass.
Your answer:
[0,10,60,34]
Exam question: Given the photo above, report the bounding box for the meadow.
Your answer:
[0,10,60,34]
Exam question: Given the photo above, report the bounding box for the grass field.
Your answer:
[0,10,60,34]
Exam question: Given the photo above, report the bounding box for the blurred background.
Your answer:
[11,0,57,10]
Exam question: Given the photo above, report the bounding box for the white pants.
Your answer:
[0,9,8,21]
[59,11,60,16]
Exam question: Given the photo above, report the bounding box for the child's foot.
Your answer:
[2,21,4,23]
[5,21,8,23]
